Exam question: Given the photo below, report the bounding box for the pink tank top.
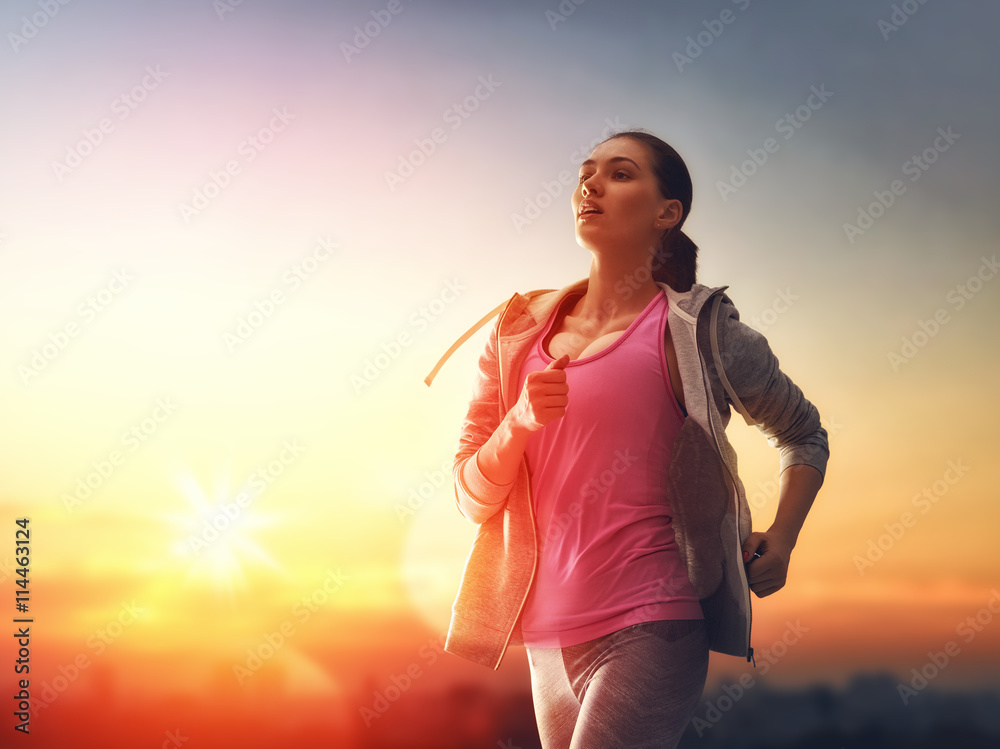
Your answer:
[517,290,703,648]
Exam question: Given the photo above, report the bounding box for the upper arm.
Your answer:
[714,298,830,481]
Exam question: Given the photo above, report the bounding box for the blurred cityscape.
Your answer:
[24,672,1000,747]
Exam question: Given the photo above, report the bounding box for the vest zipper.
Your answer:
[700,290,754,663]
[494,458,537,670]
[492,297,539,670]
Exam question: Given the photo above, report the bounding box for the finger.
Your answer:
[745,557,771,580]
[535,371,568,386]
[746,562,765,586]
[540,382,569,395]
[749,571,782,594]
[538,395,568,409]
[753,580,784,598]
[547,353,571,370]
[742,532,765,563]
[747,564,784,590]
[527,384,568,402]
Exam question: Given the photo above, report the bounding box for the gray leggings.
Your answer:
[525,619,710,749]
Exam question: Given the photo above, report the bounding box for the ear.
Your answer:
[655,199,683,230]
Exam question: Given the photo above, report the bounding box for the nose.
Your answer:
[581,176,598,197]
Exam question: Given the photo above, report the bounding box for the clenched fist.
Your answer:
[511,353,570,432]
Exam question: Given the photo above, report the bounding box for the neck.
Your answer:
[577,247,661,321]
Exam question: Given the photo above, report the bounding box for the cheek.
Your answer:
[620,189,659,221]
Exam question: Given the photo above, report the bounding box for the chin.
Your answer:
[574,227,614,253]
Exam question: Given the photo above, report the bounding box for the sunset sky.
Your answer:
[1,1,998,746]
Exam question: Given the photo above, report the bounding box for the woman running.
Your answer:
[428,129,829,748]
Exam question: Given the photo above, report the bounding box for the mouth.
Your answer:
[578,201,603,218]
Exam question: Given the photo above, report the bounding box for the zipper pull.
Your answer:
[748,645,756,668]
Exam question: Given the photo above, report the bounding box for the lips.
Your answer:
[578,200,602,217]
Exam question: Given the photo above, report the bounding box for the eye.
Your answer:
[578,172,592,183]
[613,170,630,179]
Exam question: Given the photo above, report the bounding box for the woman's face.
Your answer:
[572,137,681,254]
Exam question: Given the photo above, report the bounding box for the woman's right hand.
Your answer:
[511,353,571,433]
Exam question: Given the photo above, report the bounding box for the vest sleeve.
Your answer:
[453,315,517,524]
[713,295,830,481]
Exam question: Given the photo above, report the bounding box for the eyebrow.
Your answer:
[579,156,642,170]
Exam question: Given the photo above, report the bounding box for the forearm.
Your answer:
[473,409,532,488]
[768,464,824,548]
[456,345,566,520]
[454,410,532,524]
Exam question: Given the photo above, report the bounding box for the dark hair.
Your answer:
[599,129,698,292]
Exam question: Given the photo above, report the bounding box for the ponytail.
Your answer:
[653,227,698,292]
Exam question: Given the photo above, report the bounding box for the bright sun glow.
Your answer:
[161,462,288,603]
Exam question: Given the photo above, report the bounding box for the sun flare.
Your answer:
[161,462,289,601]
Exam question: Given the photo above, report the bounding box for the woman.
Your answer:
[424,130,829,748]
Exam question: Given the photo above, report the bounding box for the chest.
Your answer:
[542,298,687,414]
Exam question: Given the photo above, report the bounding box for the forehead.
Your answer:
[581,137,650,167]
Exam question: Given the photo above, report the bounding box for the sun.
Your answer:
[160,457,289,604]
